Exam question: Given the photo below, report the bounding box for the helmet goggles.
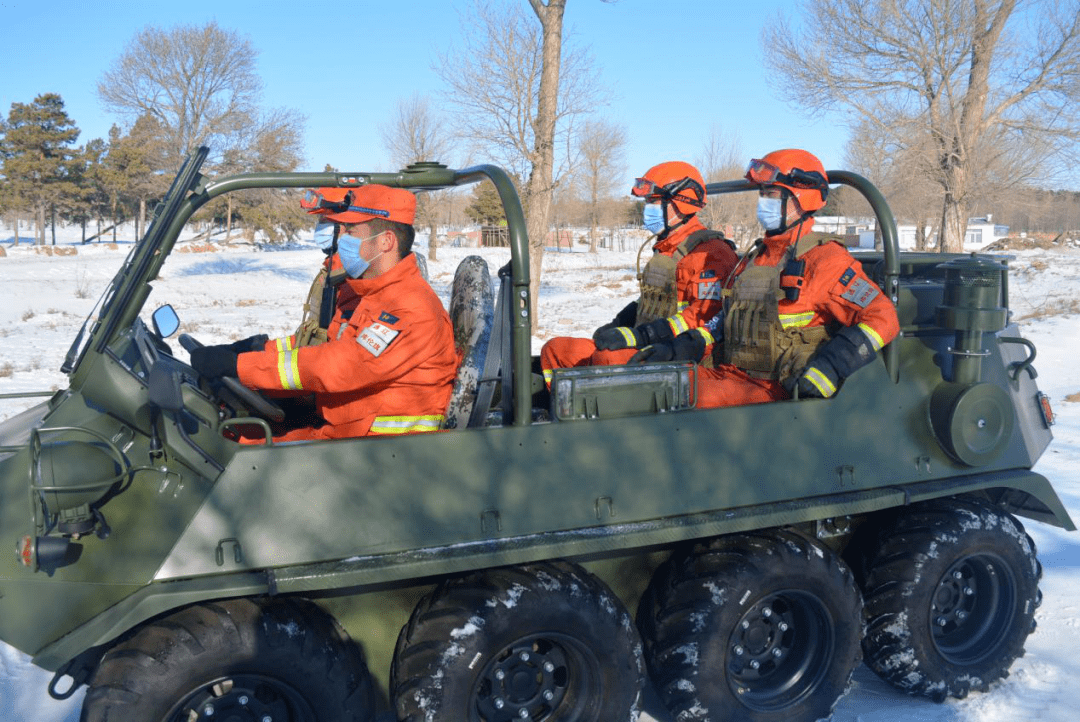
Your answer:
[745,158,828,193]
[300,189,354,214]
[631,176,705,209]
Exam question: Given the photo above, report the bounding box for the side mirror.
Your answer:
[152,305,180,338]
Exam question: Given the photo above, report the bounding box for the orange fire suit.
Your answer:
[237,253,457,440]
[541,217,738,382]
[695,225,900,407]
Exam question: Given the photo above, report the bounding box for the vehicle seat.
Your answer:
[443,255,494,429]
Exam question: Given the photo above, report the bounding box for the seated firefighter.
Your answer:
[540,161,738,384]
[633,148,900,407]
[190,185,458,441]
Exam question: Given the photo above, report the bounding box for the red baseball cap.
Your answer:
[323,185,416,225]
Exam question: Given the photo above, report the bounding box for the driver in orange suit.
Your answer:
[190,185,458,441]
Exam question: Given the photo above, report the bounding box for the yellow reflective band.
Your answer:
[697,328,715,346]
[370,415,445,434]
[858,322,885,351]
[677,301,689,312]
[780,312,815,329]
[273,336,295,353]
[668,313,690,335]
[617,327,637,346]
[543,369,554,384]
[276,350,303,391]
[803,366,836,397]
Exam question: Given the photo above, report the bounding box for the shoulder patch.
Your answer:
[357,322,401,356]
[840,277,880,308]
[378,311,400,325]
[838,267,856,287]
[699,269,717,279]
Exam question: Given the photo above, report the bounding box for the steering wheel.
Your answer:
[178,334,286,423]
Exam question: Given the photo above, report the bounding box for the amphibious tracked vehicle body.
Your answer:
[0,148,1071,722]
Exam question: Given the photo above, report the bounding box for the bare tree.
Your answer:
[576,119,627,252]
[380,94,457,261]
[695,126,757,249]
[98,21,262,167]
[767,0,1080,252]
[436,0,605,322]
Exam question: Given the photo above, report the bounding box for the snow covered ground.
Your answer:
[1,227,1078,721]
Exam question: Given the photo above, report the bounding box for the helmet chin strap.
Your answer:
[764,190,813,237]
[659,199,692,237]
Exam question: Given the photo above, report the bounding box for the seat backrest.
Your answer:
[443,255,494,429]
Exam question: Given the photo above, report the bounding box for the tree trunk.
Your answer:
[50,204,57,245]
[939,159,969,253]
[428,223,438,262]
[224,196,234,244]
[36,206,46,245]
[138,198,147,241]
[525,0,566,328]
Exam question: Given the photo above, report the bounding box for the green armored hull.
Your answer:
[0,148,1070,722]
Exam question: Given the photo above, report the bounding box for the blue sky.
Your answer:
[0,0,850,190]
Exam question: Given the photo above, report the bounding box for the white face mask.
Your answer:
[757,196,784,231]
[338,231,384,278]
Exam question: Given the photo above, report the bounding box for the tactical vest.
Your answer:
[294,265,346,347]
[720,232,835,384]
[636,230,729,326]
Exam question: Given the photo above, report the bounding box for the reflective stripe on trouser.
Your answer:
[369,415,445,434]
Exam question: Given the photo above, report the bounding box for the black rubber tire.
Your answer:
[391,560,645,722]
[860,497,1042,701]
[638,529,864,722]
[81,597,376,722]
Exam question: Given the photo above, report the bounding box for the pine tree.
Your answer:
[0,93,81,245]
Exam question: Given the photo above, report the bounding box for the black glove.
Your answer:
[592,301,639,341]
[190,345,239,379]
[629,330,708,364]
[593,326,643,351]
[788,326,880,398]
[227,334,269,354]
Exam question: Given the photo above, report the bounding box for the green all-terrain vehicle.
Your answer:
[0,147,1072,722]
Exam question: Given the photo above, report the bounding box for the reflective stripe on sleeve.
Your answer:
[276,349,303,391]
[617,327,637,346]
[369,415,445,434]
[696,328,715,346]
[273,336,295,353]
[779,312,815,329]
[677,301,689,312]
[667,313,690,336]
[803,366,837,397]
[858,322,886,351]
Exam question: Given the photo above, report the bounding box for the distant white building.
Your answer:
[816,214,1010,250]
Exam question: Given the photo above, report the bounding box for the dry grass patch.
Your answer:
[0,362,12,378]
[1066,392,1080,403]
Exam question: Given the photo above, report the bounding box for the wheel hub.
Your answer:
[931,554,1015,664]
[475,640,570,721]
[726,591,833,712]
[169,675,311,722]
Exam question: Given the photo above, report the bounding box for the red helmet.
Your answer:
[745,149,829,213]
[631,161,707,217]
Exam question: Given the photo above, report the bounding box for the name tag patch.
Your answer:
[357,322,400,356]
[698,281,722,300]
[840,278,880,308]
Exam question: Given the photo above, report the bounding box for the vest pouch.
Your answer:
[774,325,831,386]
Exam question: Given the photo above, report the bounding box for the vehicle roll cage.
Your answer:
[74,147,899,429]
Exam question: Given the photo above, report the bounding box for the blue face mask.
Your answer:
[643,203,666,234]
[313,221,336,251]
[338,232,384,279]
[757,196,784,231]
